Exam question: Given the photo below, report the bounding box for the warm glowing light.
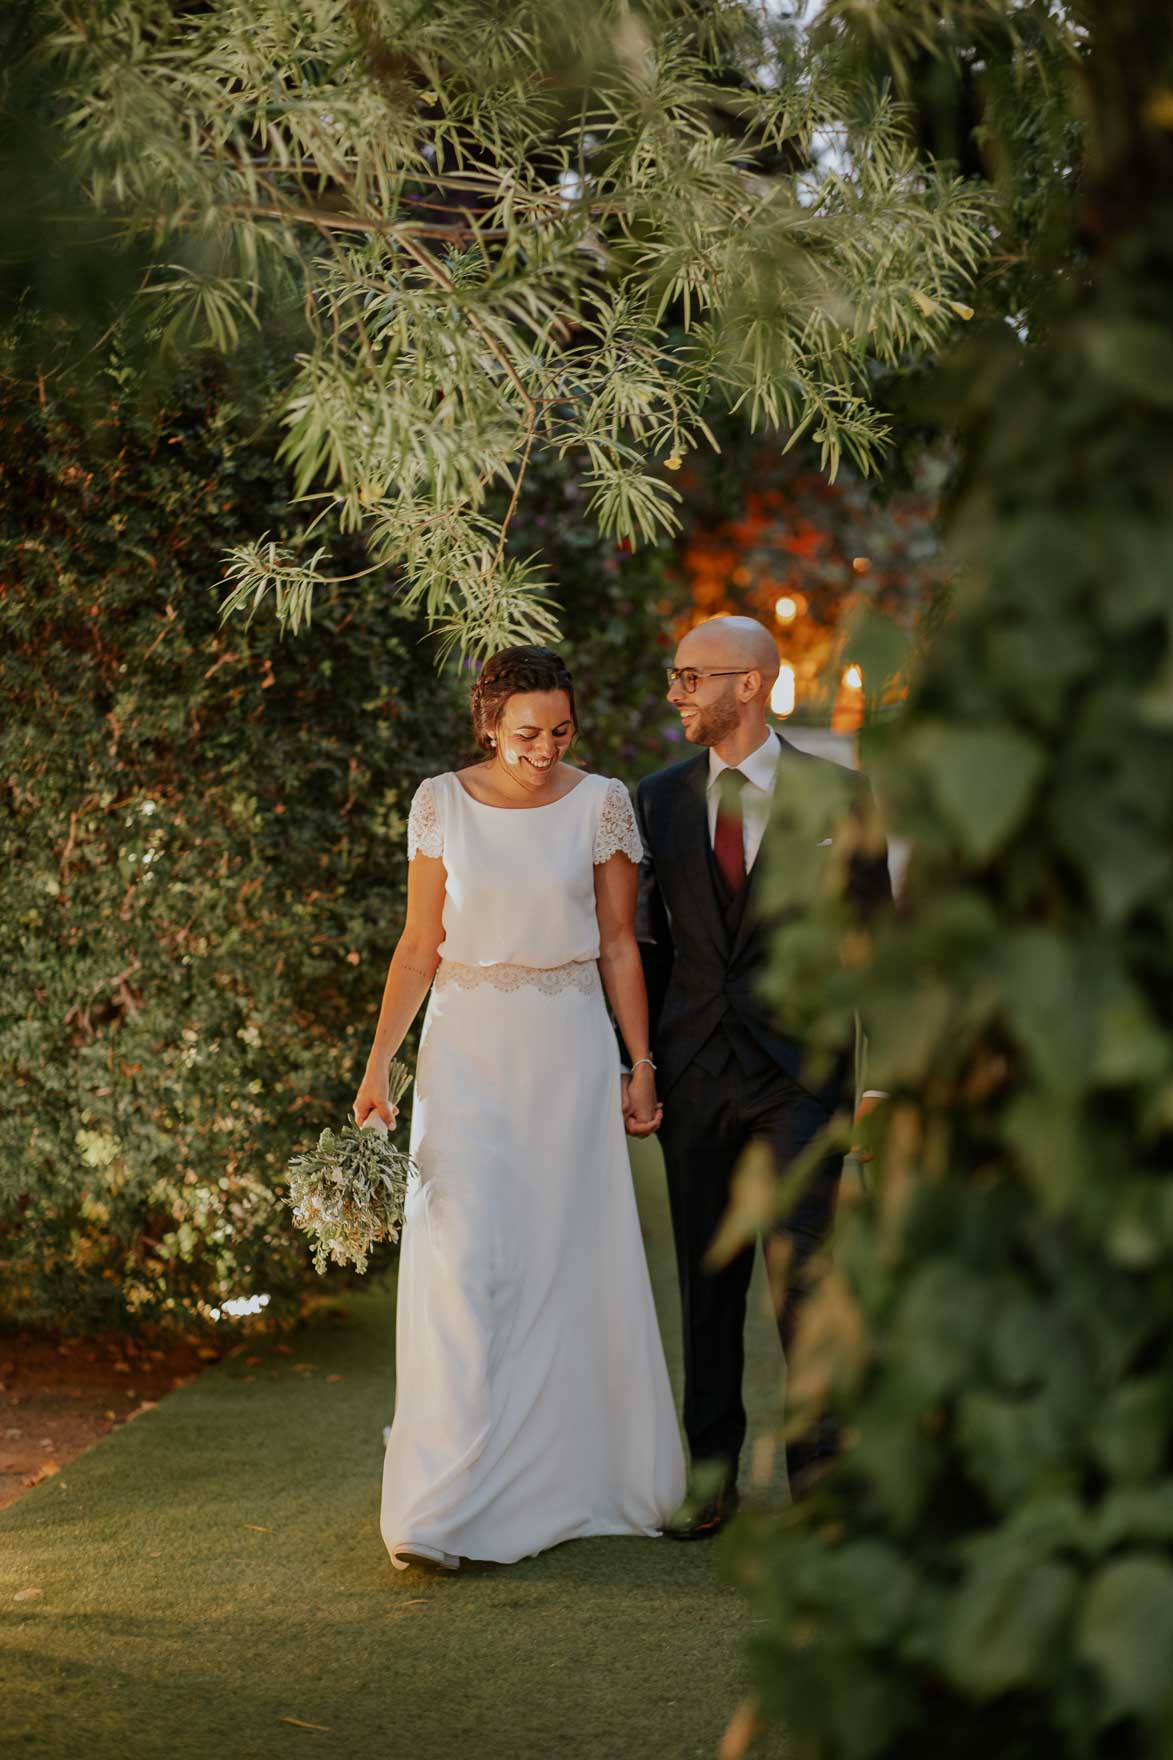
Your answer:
[843,665,864,691]
[851,557,871,575]
[771,665,796,718]
[774,595,799,624]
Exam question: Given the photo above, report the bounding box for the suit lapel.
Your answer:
[674,756,729,958]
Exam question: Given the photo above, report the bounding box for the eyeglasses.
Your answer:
[665,667,753,695]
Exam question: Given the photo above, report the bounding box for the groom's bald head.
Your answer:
[675,617,779,702]
[670,615,780,750]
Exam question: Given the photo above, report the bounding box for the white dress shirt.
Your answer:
[706,729,781,871]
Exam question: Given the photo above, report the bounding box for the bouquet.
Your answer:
[285,1061,417,1274]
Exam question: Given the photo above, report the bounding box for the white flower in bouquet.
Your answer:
[285,1061,416,1274]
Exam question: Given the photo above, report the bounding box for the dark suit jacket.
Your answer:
[630,736,892,1102]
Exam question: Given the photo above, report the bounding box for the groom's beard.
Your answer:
[680,685,740,747]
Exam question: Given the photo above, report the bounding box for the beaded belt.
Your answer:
[434,958,600,997]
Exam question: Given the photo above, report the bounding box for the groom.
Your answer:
[622,616,891,1537]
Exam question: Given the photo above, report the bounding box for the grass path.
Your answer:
[1,1143,788,1760]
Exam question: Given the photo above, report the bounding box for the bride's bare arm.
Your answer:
[594,854,662,1137]
[353,853,446,1126]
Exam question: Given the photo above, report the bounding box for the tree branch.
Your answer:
[223,202,508,242]
[394,231,536,418]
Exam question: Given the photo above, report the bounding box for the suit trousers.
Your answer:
[657,1048,843,1483]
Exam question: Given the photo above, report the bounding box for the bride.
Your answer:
[353,644,686,1569]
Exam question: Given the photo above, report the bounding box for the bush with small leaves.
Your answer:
[0,329,687,1331]
[0,341,469,1329]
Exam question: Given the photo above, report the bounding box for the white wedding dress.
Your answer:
[380,769,686,1569]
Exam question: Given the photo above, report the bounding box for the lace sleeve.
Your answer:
[593,777,644,865]
[406,778,444,861]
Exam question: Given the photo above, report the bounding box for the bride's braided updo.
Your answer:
[470,645,579,753]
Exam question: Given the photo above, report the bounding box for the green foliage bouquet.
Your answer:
[286,1063,416,1276]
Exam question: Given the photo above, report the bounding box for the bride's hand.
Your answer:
[624,1064,662,1137]
[352,1077,399,1131]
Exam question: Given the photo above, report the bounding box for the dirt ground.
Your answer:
[0,1329,216,1511]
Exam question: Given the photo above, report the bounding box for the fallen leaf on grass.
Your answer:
[246,1524,273,1533]
[326,1375,344,1384]
[292,1363,316,1373]
[23,1460,60,1488]
[403,1598,429,1607]
[245,1355,261,1367]
[197,1348,220,1362]
[126,1403,158,1423]
[719,1696,764,1760]
[148,1551,162,1559]
[280,1718,332,1732]
[274,1344,294,1357]
[13,1587,43,1602]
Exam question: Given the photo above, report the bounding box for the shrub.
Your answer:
[0,342,468,1329]
[1,335,686,1331]
[733,4,1173,1755]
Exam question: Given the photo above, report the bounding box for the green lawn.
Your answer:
[1,1141,789,1760]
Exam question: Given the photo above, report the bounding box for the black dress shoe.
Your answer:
[665,1484,740,1541]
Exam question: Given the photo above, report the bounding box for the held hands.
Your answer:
[621,1065,663,1137]
[352,1075,399,1132]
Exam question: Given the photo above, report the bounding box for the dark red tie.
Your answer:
[713,768,747,895]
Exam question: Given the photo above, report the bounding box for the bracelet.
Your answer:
[630,1057,656,1073]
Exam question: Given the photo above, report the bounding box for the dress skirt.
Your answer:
[380,959,685,1568]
